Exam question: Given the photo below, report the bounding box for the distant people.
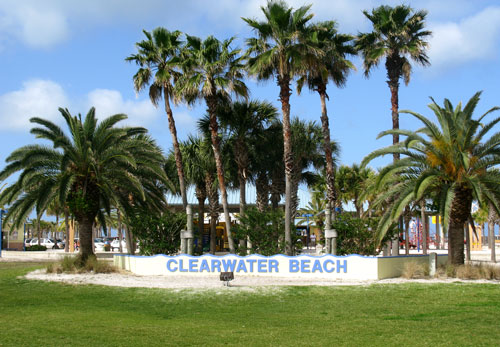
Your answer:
[311,233,316,247]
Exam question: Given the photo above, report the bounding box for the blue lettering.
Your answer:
[269,259,279,273]
[337,259,347,273]
[324,259,335,273]
[199,259,210,272]
[301,260,311,273]
[289,259,300,273]
[311,260,323,273]
[211,259,221,272]
[166,259,178,272]
[222,259,237,272]
[179,259,188,272]
[189,259,199,272]
[247,259,257,272]
[258,259,267,273]
[236,260,248,273]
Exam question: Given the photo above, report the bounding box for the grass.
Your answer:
[1,262,500,346]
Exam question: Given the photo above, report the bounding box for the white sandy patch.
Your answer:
[23,269,500,291]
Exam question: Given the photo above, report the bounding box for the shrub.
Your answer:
[232,207,300,256]
[128,209,185,255]
[26,245,47,251]
[402,261,427,279]
[45,255,116,274]
[332,215,395,256]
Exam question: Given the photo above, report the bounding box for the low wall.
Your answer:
[114,253,448,280]
[0,250,113,261]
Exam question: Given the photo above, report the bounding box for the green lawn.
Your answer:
[1,262,499,346]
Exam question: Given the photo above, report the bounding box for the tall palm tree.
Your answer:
[336,164,373,218]
[355,5,431,162]
[217,100,278,219]
[180,136,213,251]
[178,35,248,254]
[362,92,500,264]
[126,27,188,210]
[244,0,315,255]
[290,118,329,219]
[0,108,168,261]
[298,20,355,226]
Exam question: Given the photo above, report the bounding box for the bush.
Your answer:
[402,261,427,279]
[26,245,47,251]
[332,215,395,256]
[233,207,300,256]
[128,209,186,256]
[46,255,116,274]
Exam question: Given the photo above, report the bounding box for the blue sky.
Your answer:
[1,0,500,177]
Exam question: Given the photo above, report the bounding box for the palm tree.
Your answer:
[336,164,373,218]
[217,100,278,219]
[178,35,248,254]
[298,20,355,226]
[0,108,168,261]
[244,0,315,255]
[180,136,213,251]
[126,28,189,210]
[290,118,329,219]
[355,5,431,162]
[362,92,500,265]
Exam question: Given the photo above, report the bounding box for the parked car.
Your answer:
[24,238,32,248]
[29,238,56,249]
[110,239,127,252]
[56,239,65,249]
[94,238,107,251]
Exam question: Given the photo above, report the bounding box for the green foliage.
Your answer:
[26,245,47,251]
[233,207,288,256]
[333,214,394,256]
[128,209,186,255]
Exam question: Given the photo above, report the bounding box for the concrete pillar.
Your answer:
[429,252,437,277]
[187,205,193,255]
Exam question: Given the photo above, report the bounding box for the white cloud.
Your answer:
[427,7,500,69]
[0,2,69,49]
[0,79,68,130]
[86,89,160,127]
[0,80,175,131]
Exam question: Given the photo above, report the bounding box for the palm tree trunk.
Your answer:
[404,214,410,255]
[124,225,134,255]
[488,203,496,262]
[420,201,427,255]
[164,95,188,210]
[117,210,123,253]
[206,94,235,253]
[278,75,293,255]
[386,56,401,163]
[37,219,41,245]
[318,89,338,228]
[239,171,247,251]
[77,214,95,262]
[206,173,219,255]
[448,186,472,265]
[290,174,300,220]
[196,186,206,253]
[64,208,69,252]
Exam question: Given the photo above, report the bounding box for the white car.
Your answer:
[29,238,55,249]
[110,239,127,252]
[94,238,107,251]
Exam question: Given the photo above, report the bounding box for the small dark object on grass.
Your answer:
[220,272,234,286]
